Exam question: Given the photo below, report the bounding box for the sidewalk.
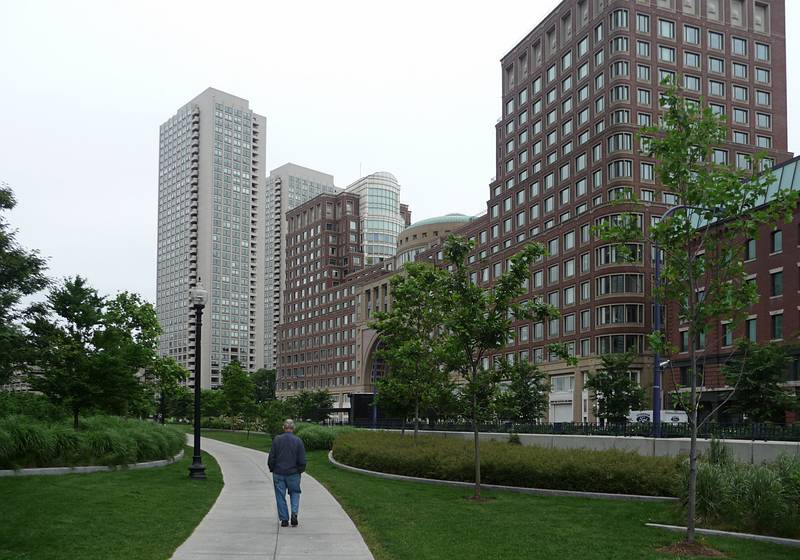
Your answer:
[171,437,374,560]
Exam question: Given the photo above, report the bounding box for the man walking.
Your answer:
[267,419,306,527]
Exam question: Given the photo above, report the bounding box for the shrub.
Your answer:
[333,431,679,496]
[295,423,355,451]
[0,392,67,422]
[0,415,185,469]
[678,452,800,538]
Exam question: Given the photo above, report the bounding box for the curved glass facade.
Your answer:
[345,172,404,265]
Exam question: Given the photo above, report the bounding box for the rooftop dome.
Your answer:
[405,213,473,230]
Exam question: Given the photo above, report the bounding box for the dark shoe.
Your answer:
[290,513,298,527]
[280,520,289,527]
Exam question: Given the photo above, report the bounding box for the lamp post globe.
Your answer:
[189,280,208,480]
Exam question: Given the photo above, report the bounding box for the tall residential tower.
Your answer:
[157,88,267,388]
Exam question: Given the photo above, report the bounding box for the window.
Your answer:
[548,237,559,255]
[733,131,748,145]
[611,36,629,54]
[722,322,733,347]
[564,286,576,306]
[610,9,629,29]
[577,36,589,57]
[658,46,675,62]
[732,37,747,56]
[756,68,771,84]
[533,270,543,288]
[608,160,633,179]
[771,271,783,297]
[684,25,699,44]
[637,64,651,82]
[640,162,654,182]
[564,230,575,250]
[733,108,748,124]
[548,264,559,284]
[658,19,675,39]
[733,85,748,102]
[636,13,649,33]
[755,42,770,62]
[732,62,747,79]
[637,40,650,58]
[709,80,725,97]
[708,56,724,74]
[709,31,724,51]
[757,135,772,149]
[637,88,651,105]
[746,318,757,342]
[771,313,783,340]
[756,90,771,107]
[771,230,782,253]
[684,75,700,91]
[684,51,700,68]
[756,112,771,129]
[564,257,575,277]
[638,112,651,126]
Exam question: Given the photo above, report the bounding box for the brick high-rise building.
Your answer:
[156,88,266,388]
[276,173,410,409]
[419,0,791,421]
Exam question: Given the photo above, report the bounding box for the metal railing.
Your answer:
[347,419,800,442]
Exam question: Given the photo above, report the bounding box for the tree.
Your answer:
[585,353,645,424]
[252,368,277,403]
[598,82,798,544]
[167,385,193,421]
[439,236,568,499]
[146,356,188,424]
[0,186,48,385]
[374,375,415,432]
[288,390,334,422]
[200,389,226,417]
[26,278,161,428]
[495,359,550,425]
[371,261,452,440]
[220,361,256,420]
[723,340,798,423]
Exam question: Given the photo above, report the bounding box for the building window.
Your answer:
[684,25,699,44]
[744,238,756,260]
[709,31,724,51]
[722,322,733,347]
[771,314,783,340]
[771,230,782,253]
[658,19,675,39]
[746,317,757,342]
[771,271,783,297]
[732,37,747,56]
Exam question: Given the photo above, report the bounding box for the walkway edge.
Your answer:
[0,449,185,477]
[328,450,677,502]
[645,523,800,548]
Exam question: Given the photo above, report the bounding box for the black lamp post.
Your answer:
[189,280,208,480]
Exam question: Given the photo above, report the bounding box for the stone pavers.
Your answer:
[171,437,373,560]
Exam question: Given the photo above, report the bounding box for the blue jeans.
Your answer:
[272,473,301,521]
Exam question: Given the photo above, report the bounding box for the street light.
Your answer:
[189,280,208,480]
[652,205,720,437]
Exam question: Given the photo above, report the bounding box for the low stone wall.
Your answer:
[0,449,184,477]
[399,430,799,465]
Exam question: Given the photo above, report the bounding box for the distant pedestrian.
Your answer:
[267,419,306,527]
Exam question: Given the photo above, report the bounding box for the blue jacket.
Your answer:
[268,432,307,475]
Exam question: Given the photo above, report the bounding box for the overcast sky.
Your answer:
[1,0,799,303]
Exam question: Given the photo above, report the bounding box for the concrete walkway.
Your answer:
[171,437,373,560]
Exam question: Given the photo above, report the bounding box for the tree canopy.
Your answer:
[585,353,644,424]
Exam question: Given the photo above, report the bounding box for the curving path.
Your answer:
[171,437,373,560]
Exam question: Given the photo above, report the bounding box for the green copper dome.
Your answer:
[405,213,473,230]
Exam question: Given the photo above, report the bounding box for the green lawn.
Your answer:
[197,429,799,560]
[0,448,223,560]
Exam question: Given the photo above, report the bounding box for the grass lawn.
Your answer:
[0,447,222,560]
[197,429,798,560]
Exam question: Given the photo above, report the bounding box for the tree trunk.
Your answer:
[685,245,699,545]
[473,390,481,499]
[160,392,166,425]
[73,407,80,430]
[414,400,420,443]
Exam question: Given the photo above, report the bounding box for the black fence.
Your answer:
[347,419,800,442]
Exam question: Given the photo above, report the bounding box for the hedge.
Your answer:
[333,431,680,497]
[294,423,355,451]
[0,415,185,469]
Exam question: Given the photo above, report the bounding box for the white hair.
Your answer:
[283,419,295,431]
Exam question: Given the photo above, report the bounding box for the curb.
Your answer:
[0,449,185,477]
[328,451,677,503]
[645,523,800,548]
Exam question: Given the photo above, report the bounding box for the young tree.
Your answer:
[200,389,226,417]
[0,186,48,385]
[584,353,645,424]
[723,340,798,423]
[371,261,451,440]
[598,82,798,543]
[252,368,277,403]
[495,360,550,425]
[439,236,566,499]
[167,385,194,421]
[289,389,334,422]
[146,356,188,424]
[373,375,414,431]
[220,361,256,421]
[26,278,160,428]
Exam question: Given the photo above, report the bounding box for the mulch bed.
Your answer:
[657,542,726,557]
